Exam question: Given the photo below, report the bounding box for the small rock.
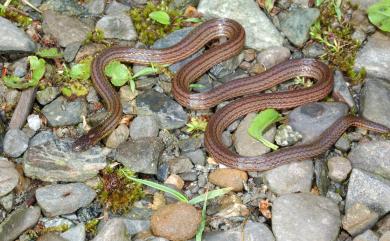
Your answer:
[96,15,137,41]
[64,42,81,63]
[178,136,202,152]
[60,223,85,241]
[327,156,352,182]
[333,70,356,109]
[303,42,326,58]
[0,158,19,197]
[105,0,130,15]
[165,174,184,190]
[93,218,129,241]
[115,137,164,174]
[40,0,86,15]
[353,230,380,241]
[256,46,291,69]
[105,124,129,149]
[86,0,105,15]
[0,206,41,241]
[29,130,55,146]
[380,232,390,241]
[350,0,381,10]
[136,90,187,130]
[208,168,248,192]
[151,202,201,241]
[279,8,320,47]
[342,203,379,236]
[122,218,151,236]
[210,53,244,79]
[36,86,60,105]
[0,193,14,211]
[36,183,96,217]
[27,114,41,131]
[42,96,87,127]
[274,124,302,146]
[168,156,194,174]
[233,113,276,156]
[183,149,206,166]
[4,129,29,157]
[272,193,340,241]
[335,134,351,152]
[243,49,256,62]
[0,17,36,52]
[12,57,28,77]
[346,169,390,217]
[129,115,159,140]
[377,215,390,236]
[263,160,313,195]
[288,102,349,143]
[38,233,68,241]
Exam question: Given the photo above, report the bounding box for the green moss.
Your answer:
[309,0,365,84]
[85,218,99,235]
[83,28,106,45]
[129,1,183,45]
[0,0,32,27]
[97,166,144,214]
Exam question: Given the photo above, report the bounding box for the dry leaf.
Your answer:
[259,199,272,219]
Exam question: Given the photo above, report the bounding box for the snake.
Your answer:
[72,18,390,171]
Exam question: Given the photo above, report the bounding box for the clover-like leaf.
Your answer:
[149,10,170,25]
[104,60,131,87]
[368,0,390,32]
[70,57,92,81]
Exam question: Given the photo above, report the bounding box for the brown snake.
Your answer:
[73,18,390,171]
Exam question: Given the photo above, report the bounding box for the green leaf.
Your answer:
[120,170,189,203]
[368,0,390,32]
[70,57,92,81]
[188,187,232,205]
[129,79,136,93]
[2,75,27,89]
[149,10,170,25]
[29,56,46,85]
[36,48,63,59]
[265,0,274,12]
[184,18,203,23]
[132,66,159,79]
[316,0,325,6]
[61,86,73,97]
[195,190,208,241]
[189,83,206,90]
[333,0,342,22]
[248,109,281,150]
[104,61,131,87]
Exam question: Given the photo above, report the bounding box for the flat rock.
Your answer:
[36,86,60,105]
[93,218,129,241]
[38,233,68,241]
[0,206,41,241]
[129,115,159,140]
[3,129,29,157]
[197,0,283,51]
[115,137,164,174]
[288,102,349,143]
[333,70,356,109]
[0,158,19,197]
[105,124,129,149]
[353,230,380,241]
[342,203,379,236]
[0,17,36,53]
[256,46,291,69]
[60,223,85,241]
[96,15,137,41]
[40,0,86,15]
[360,78,390,128]
[263,160,313,195]
[36,183,96,217]
[272,193,341,241]
[42,96,87,127]
[208,168,248,192]
[30,130,55,147]
[24,139,108,182]
[327,156,352,182]
[346,169,390,217]
[105,0,130,15]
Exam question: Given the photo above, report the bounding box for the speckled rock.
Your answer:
[105,124,129,149]
[353,230,380,241]
[93,218,129,241]
[129,115,159,140]
[96,15,137,41]
[36,87,60,105]
[151,202,201,241]
[208,168,248,192]
[105,0,130,15]
[327,156,352,182]
[342,203,379,236]
[3,129,29,157]
[0,17,36,52]
[0,158,19,197]
[256,46,291,69]
[29,130,55,147]
[42,96,87,127]
[38,233,68,241]
[60,223,85,241]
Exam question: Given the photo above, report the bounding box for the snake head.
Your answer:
[72,133,96,152]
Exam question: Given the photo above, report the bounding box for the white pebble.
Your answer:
[27,114,41,131]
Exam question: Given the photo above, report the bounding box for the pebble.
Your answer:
[105,124,129,148]
[151,202,201,241]
[355,33,390,80]
[40,0,86,15]
[86,0,105,15]
[37,233,67,241]
[93,218,129,241]
[0,193,14,211]
[105,0,130,15]
[256,46,291,69]
[335,134,351,152]
[12,57,28,77]
[115,137,164,174]
[288,102,349,143]
[36,87,60,105]
[24,139,108,182]
[272,193,341,241]
[178,136,202,152]
[165,174,185,190]
[0,158,19,197]
[302,42,326,58]
[346,169,390,217]
[274,124,302,146]
[350,0,381,10]
[263,160,313,195]
[96,15,137,41]
[327,156,352,182]
[0,17,36,52]
[27,114,41,131]
[42,96,87,127]
[168,156,194,174]
[333,70,356,109]
[36,183,96,217]
[342,203,379,236]
[64,42,81,63]
[208,168,248,192]
[60,223,85,241]
[353,230,380,241]
[360,78,390,128]
[0,206,41,241]
[42,10,91,47]
[233,113,276,156]
[129,115,159,140]
[279,8,320,47]
[380,232,390,241]
[136,90,187,129]
[197,0,283,51]
[183,149,206,166]
[29,130,55,146]
[3,129,29,157]
[210,53,244,79]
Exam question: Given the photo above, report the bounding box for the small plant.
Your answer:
[85,218,100,235]
[367,0,390,32]
[84,28,106,45]
[0,0,33,27]
[186,116,208,133]
[59,57,93,97]
[149,10,171,25]
[36,48,63,59]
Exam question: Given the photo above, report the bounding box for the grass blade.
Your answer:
[195,190,208,241]
[189,187,232,205]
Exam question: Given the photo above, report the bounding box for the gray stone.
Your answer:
[115,137,164,174]
[380,232,390,241]
[355,33,390,81]
[28,114,41,131]
[30,130,55,147]
[0,193,14,211]
[0,17,36,53]
[303,42,326,58]
[168,157,194,174]
[361,78,390,128]
[197,0,283,51]
[348,141,390,179]
[263,160,313,195]
[178,136,202,152]
[86,0,105,15]
[96,15,137,41]
[105,0,130,15]
[350,0,380,10]
[342,203,379,236]
[42,96,87,127]
[288,102,349,143]
[4,129,29,157]
[209,53,244,79]
[272,193,340,241]
[122,219,150,235]
[0,158,19,197]
[36,86,60,105]
[327,156,352,182]
[346,169,390,217]
[200,221,275,241]
[333,70,356,109]
[42,10,92,47]
[183,149,205,166]
[93,218,129,241]
[335,134,352,152]
[24,139,108,182]
[38,233,68,241]
[136,90,187,129]
[353,230,380,241]
[12,57,28,77]
[40,0,86,15]
[256,46,291,69]
[105,124,129,149]
[64,42,81,63]
[60,223,85,241]
[0,206,41,241]
[279,8,320,47]
[234,113,276,156]
[130,115,159,140]
[36,183,96,217]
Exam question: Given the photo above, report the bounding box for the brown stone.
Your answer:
[208,168,248,192]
